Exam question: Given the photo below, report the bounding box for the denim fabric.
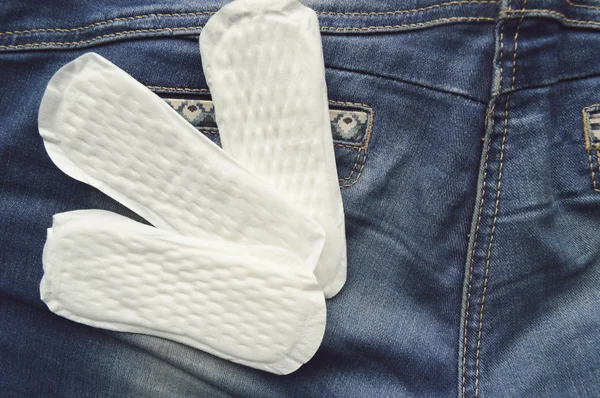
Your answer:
[1,0,599,397]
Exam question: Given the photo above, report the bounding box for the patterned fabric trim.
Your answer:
[583,104,600,150]
[163,98,370,146]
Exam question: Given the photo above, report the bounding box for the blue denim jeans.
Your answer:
[1,0,599,396]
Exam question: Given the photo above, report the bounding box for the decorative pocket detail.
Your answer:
[582,104,600,192]
[164,98,374,188]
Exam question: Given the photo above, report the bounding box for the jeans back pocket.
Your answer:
[163,97,374,188]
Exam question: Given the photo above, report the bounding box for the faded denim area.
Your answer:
[1,0,599,397]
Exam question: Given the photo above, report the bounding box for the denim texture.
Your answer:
[1,0,599,396]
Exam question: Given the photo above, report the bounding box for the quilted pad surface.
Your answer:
[200,0,347,297]
[37,0,345,375]
[38,52,325,267]
[41,211,326,375]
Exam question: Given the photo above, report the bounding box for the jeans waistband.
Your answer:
[1,0,600,52]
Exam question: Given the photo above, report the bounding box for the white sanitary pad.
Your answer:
[200,0,347,298]
[41,210,326,375]
[38,0,346,374]
[38,52,325,268]
[37,53,328,374]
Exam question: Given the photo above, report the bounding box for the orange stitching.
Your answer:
[334,143,364,149]
[329,100,374,187]
[148,85,209,93]
[9,8,600,49]
[321,17,495,32]
[474,1,525,397]
[0,26,204,49]
[0,11,214,37]
[587,150,600,192]
[597,150,600,183]
[339,149,363,182]
[583,106,594,150]
[501,8,600,26]
[581,106,600,193]
[563,0,600,10]
[341,150,368,188]
[0,17,496,49]
[0,2,498,38]
[317,0,498,16]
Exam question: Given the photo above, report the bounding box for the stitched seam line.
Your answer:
[321,17,495,32]
[318,0,498,16]
[581,106,600,192]
[148,85,209,93]
[587,150,600,192]
[0,2,498,38]
[334,143,363,149]
[500,8,600,26]
[330,100,374,187]
[0,11,214,37]
[0,26,204,50]
[563,0,600,10]
[341,150,368,188]
[328,64,486,105]
[474,1,525,396]
[10,9,600,49]
[0,17,497,49]
[461,24,504,398]
[339,149,363,181]
[597,150,600,184]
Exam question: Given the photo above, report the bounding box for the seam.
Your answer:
[0,26,204,50]
[340,150,368,188]
[474,1,526,396]
[334,143,363,149]
[338,149,363,182]
[327,64,487,105]
[506,73,600,97]
[148,85,209,93]
[597,150,600,183]
[10,9,600,50]
[587,150,600,192]
[0,11,213,37]
[563,0,600,10]
[330,100,374,188]
[0,2,498,38]
[582,105,600,192]
[0,17,496,50]
[461,24,504,398]
[318,1,498,16]
[500,9,600,26]
[320,17,495,32]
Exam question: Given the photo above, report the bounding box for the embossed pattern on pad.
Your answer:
[38,52,325,268]
[41,210,326,375]
[200,0,347,297]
